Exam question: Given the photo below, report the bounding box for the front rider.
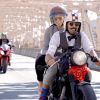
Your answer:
[39,20,100,99]
[35,5,68,94]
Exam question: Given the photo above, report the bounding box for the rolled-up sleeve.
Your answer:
[46,31,60,57]
[81,32,94,53]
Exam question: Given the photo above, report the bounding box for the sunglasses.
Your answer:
[68,21,80,27]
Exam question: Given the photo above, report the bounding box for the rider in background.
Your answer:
[35,5,68,94]
[0,33,14,50]
[0,33,12,48]
[0,33,12,66]
[0,33,9,46]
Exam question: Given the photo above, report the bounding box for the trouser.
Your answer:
[43,64,58,86]
[35,54,46,82]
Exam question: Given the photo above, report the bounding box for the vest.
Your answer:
[54,31,81,57]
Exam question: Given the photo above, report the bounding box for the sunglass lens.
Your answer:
[69,22,74,26]
[75,22,79,26]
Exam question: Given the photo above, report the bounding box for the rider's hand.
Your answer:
[47,59,56,67]
[95,58,100,66]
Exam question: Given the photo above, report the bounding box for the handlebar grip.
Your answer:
[91,56,98,62]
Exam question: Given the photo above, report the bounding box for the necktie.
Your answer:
[67,35,76,41]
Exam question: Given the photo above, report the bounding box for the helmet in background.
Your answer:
[1,33,7,39]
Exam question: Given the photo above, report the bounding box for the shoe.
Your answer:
[39,96,48,100]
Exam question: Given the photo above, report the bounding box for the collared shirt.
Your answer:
[46,31,94,57]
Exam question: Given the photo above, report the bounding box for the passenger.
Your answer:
[35,5,68,94]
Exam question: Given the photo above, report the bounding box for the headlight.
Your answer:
[0,51,5,55]
[71,51,87,66]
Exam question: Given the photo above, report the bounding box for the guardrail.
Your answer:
[13,48,100,58]
[13,48,40,58]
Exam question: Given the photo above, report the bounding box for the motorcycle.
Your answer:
[0,43,12,73]
[45,47,97,100]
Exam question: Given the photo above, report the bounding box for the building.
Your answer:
[0,0,100,57]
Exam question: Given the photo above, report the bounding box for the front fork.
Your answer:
[1,56,9,66]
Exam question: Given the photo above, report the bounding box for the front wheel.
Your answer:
[2,58,8,73]
[0,66,2,71]
[77,83,97,100]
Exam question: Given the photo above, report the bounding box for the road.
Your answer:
[0,54,38,100]
[91,71,100,100]
[0,54,100,100]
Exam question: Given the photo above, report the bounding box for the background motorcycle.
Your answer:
[47,47,97,100]
[0,44,11,73]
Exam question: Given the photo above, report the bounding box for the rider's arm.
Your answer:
[81,32,100,66]
[45,54,56,67]
[81,32,94,54]
[90,49,98,58]
[45,31,60,66]
[90,49,100,66]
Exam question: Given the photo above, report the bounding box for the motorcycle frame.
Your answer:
[48,48,97,100]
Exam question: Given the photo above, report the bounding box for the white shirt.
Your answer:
[46,31,94,57]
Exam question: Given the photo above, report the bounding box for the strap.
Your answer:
[74,33,81,49]
[59,31,68,52]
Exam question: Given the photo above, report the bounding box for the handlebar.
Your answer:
[87,53,98,62]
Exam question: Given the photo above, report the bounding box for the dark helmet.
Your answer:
[1,33,7,39]
[49,6,67,23]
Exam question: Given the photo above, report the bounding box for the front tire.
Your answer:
[0,66,2,71]
[77,83,97,100]
[2,59,8,73]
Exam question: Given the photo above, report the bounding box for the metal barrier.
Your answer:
[13,48,40,58]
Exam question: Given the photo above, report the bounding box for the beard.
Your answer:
[68,28,77,35]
